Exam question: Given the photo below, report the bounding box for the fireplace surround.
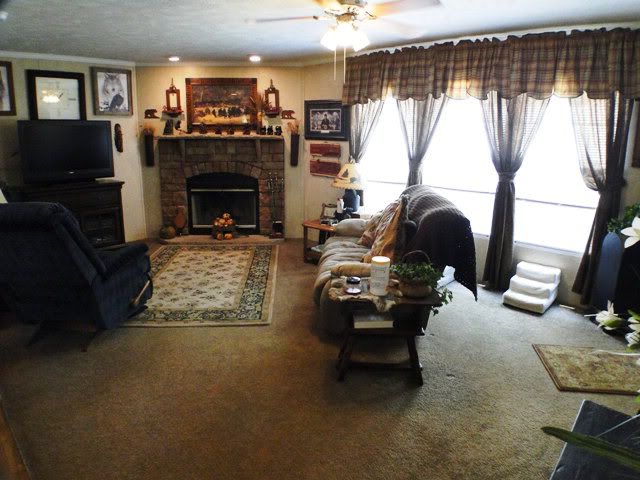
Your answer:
[157,137,285,236]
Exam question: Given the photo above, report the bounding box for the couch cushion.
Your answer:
[319,248,371,273]
[333,218,367,237]
[357,212,382,247]
[363,195,408,263]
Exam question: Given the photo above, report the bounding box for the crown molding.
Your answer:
[135,61,305,68]
[0,50,136,67]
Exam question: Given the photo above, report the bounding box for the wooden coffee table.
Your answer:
[302,219,336,262]
[328,278,442,385]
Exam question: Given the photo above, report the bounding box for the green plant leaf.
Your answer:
[542,427,640,472]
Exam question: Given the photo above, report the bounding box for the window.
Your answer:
[360,96,598,253]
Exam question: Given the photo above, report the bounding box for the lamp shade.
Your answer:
[332,162,363,190]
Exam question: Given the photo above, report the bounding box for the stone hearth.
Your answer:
[157,137,285,236]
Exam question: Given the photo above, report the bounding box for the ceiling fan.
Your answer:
[252,0,441,45]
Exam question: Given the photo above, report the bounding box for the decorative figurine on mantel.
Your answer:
[267,171,284,238]
[163,78,183,117]
[199,123,208,135]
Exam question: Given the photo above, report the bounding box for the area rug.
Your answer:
[124,244,278,327]
[533,344,640,395]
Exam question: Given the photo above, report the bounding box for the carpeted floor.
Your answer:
[0,239,636,480]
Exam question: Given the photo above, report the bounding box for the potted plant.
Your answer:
[390,261,453,306]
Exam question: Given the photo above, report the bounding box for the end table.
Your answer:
[328,277,442,385]
[302,219,336,263]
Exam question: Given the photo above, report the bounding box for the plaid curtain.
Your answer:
[342,28,640,105]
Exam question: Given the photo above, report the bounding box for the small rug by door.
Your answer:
[124,244,278,327]
[533,344,640,395]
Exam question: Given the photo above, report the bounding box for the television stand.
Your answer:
[12,179,125,248]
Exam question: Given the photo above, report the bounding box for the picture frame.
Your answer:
[91,66,133,116]
[0,61,16,116]
[27,70,86,120]
[304,100,350,141]
[185,78,257,131]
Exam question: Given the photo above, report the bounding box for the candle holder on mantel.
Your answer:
[163,78,183,117]
[267,172,284,238]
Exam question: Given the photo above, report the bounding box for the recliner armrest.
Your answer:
[334,218,367,237]
[97,243,149,277]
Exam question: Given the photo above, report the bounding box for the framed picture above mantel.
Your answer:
[304,100,350,141]
[26,70,87,120]
[185,77,257,131]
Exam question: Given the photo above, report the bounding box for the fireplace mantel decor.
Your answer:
[158,136,284,236]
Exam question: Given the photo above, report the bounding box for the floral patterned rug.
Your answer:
[124,245,278,327]
[533,344,640,395]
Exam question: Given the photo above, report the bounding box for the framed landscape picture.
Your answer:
[27,70,86,120]
[304,100,350,141]
[0,61,16,116]
[91,67,133,116]
[185,77,257,130]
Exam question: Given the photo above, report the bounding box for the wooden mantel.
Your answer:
[157,133,284,159]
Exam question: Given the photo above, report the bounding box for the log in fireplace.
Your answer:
[186,173,259,234]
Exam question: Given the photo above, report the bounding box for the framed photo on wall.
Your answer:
[185,77,257,130]
[91,67,133,116]
[27,70,86,120]
[0,61,16,116]
[304,100,350,141]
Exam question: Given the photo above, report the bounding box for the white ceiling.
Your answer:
[0,0,639,65]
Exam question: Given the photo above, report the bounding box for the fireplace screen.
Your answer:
[187,173,259,234]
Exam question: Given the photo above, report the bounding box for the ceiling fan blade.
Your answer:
[249,15,320,24]
[373,18,424,39]
[369,0,441,17]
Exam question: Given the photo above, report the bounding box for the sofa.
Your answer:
[314,185,478,334]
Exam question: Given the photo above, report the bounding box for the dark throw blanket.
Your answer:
[402,185,478,299]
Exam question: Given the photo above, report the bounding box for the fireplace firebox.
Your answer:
[186,173,259,234]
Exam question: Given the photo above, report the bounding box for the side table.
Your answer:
[302,219,336,263]
[328,278,442,385]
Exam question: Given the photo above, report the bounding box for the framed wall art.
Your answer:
[185,77,257,130]
[91,67,133,116]
[0,61,16,116]
[27,70,86,120]
[304,100,350,141]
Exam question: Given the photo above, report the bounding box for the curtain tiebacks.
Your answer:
[498,172,517,182]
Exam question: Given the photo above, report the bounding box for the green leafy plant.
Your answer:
[390,262,453,313]
[542,427,640,472]
[608,203,640,233]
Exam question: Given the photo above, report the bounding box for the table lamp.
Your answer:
[332,159,363,213]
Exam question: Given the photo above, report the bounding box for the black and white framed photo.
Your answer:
[27,70,86,120]
[91,67,133,116]
[0,61,16,116]
[304,100,350,141]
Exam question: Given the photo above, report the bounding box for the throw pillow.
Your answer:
[357,212,382,247]
[362,195,408,263]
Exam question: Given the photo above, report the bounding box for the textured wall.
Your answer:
[0,56,148,241]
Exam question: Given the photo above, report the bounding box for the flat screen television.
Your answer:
[18,120,114,184]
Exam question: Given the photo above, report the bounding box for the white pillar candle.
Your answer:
[370,256,390,296]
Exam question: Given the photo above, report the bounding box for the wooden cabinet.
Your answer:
[13,180,125,248]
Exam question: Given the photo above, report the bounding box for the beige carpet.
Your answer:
[0,239,637,480]
[533,344,640,395]
[125,244,278,327]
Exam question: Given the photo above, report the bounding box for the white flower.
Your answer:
[595,301,625,330]
[621,216,640,249]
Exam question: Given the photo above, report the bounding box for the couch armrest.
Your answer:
[97,243,149,277]
[334,218,367,237]
[330,262,371,278]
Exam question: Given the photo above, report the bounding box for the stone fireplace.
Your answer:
[157,137,285,236]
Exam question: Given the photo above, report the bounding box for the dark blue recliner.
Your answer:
[0,202,152,337]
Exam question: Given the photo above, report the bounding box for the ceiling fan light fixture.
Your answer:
[351,28,370,52]
[321,27,338,51]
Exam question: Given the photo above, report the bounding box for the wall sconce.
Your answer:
[264,79,280,118]
[163,78,183,117]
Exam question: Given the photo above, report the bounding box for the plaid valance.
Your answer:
[342,28,640,105]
